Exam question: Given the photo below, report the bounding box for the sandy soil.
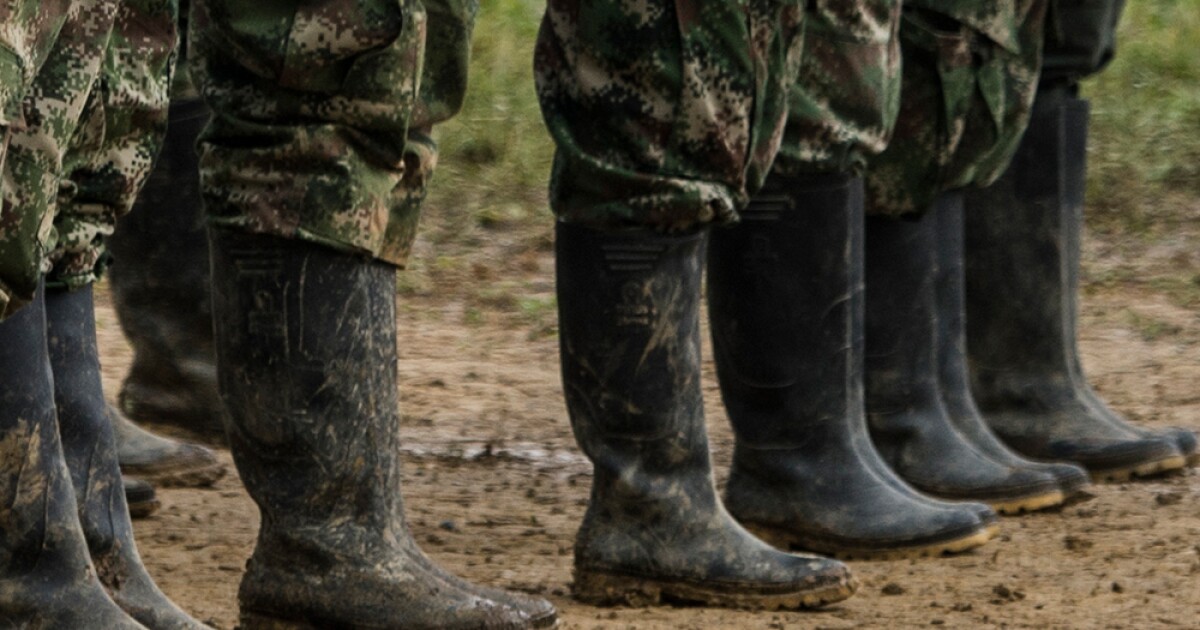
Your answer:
[92,220,1200,629]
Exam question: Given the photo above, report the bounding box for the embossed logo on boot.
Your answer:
[615,281,655,327]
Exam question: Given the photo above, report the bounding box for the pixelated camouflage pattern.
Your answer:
[191,0,474,268]
[1041,0,1124,83]
[0,0,176,320]
[772,0,901,177]
[47,0,179,289]
[0,0,72,128]
[536,0,805,231]
[0,0,119,319]
[865,1,1048,216]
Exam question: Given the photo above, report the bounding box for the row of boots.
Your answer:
[17,90,1191,627]
[554,86,1195,608]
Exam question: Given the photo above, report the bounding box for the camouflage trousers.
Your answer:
[864,0,1049,216]
[536,0,806,231]
[189,0,476,268]
[0,0,178,320]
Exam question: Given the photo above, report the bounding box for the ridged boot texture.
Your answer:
[864,197,1066,509]
[933,193,1092,503]
[709,173,996,559]
[962,86,1191,480]
[209,229,557,630]
[109,97,225,446]
[557,222,855,609]
[0,284,145,629]
[45,286,209,629]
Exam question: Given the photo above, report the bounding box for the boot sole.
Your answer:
[122,462,227,488]
[572,569,855,610]
[242,611,559,630]
[1090,454,1188,483]
[127,497,161,519]
[745,522,999,562]
[986,489,1066,516]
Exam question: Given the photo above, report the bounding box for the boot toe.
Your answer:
[1047,436,1185,481]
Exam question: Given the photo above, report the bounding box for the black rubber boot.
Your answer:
[709,173,996,560]
[0,285,144,629]
[124,476,162,519]
[934,192,1092,501]
[864,198,1067,511]
[113,405,225,488]
[962,85,1192,480]
[45,286,209,629]
[208,229,556,630]
[557,222,855,609]
[109,97,224,446]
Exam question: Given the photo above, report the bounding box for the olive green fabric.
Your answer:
[190,0,475,268]
[772,0,902,177]
[865,1,1049,216]
[0,0,177,320]
[536,0,806,231]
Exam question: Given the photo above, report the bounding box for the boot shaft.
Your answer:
[707,172,865,446]
[962,87,1092,390]
[0,286,95,584]
[863,206,943,411]
[555,222,708,454]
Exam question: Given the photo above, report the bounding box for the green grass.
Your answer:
[422,0,1199,246]
[422,0,554,244]
[1084,0,1200,234]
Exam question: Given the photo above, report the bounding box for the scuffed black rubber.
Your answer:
[934,193,1092,499]
[0,284,144,629]
[209,228,556,630]
[863,196,1066,505]
[707,173,995,556]
[556,221,856,608]
[46,285,209,628]
[962,85,1191,477]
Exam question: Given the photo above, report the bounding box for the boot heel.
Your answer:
[573,569,663,607]
[240,612,321,630]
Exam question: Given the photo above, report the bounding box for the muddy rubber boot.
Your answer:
[933,192,1092,502]
[45,286,210,629]
[864,199,1067,512]
[0,285,146,629]
[708,173,997,559]
[557,222,855,609]
[124,476,162,519]
[962,85,1191,480]
[209,229,556,630]
[113,405,226,488]
[109,97,224,445]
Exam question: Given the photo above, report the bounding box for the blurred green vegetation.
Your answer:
[1082,0,1199,234]
[421,0,1198,242]
[422,0,553,245]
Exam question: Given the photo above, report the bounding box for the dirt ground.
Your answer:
[92,217,1199,629]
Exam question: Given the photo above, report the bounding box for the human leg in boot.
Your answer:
[558,223,855,608]
[109,97,226,448]
[210,230,555,630]
[962,84,1190,481]
[0,285,145,629]
[45,285,209,629]
[710,173,998,559]
[863,200,1067,513]
[124,476,162,518]
[934,192,1092,503]
[113,406,225,488]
